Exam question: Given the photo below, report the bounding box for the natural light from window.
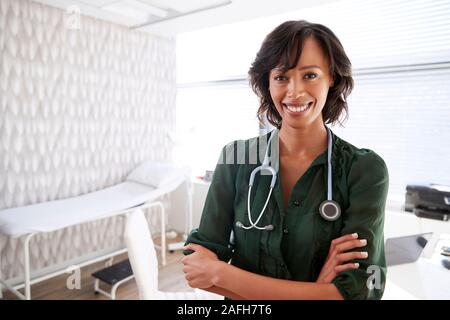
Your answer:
[175,0,450,200]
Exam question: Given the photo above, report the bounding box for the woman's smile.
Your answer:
[282,101,314,116]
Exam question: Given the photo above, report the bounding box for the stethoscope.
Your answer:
[235,126,341,231]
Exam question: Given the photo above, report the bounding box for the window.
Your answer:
[175,81,259,176]
[333,66,450,196]
[176,0,450,198]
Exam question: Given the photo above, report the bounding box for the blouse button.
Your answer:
[283,228,289,234]
[293,200,300,207]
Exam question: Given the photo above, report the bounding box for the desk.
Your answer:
[384,253,450,299]
[383,212,450,299]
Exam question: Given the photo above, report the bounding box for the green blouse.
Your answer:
[185,130,389,300]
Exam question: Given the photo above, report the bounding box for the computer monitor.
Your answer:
[385,233,433,266]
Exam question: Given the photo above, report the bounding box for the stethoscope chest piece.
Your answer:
[319,200,341,221]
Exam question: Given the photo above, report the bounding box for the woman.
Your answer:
[182,20,389,300]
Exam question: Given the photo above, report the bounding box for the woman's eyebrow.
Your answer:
[273,65,322,71]
[297,65,322,70]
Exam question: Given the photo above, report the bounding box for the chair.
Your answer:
[124,208,223,300]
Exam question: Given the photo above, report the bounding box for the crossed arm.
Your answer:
[182,233,368,300]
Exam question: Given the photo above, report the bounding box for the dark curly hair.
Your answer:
[248,20,354,129]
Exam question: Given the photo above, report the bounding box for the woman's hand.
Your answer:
[181,243,223,289]
[316,233,368,284]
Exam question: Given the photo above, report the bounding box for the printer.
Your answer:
[405,184,450,221]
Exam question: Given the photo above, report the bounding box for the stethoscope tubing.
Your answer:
[237,126,341,231]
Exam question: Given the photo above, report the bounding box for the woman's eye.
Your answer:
[274,75,287,81]
[304,73,317,79]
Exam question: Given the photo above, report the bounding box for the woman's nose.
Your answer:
[287,78,306,98]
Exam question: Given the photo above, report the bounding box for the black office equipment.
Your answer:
[442,259,450,270]
[385,233,433,266]
[441,246,450,257]
[441,259,450,270]
[405,184,450,221]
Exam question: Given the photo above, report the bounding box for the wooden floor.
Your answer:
[2,236,193,300]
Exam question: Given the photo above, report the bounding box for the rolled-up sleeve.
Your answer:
[332,150,389,300]
[184,143,237,262]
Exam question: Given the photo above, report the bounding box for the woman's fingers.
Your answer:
[318,234,369,283]
[323,262,360,283]
[336,251,368,263]
[183,243,218,260]
[335,238,367,253]
[326,233,360,259]
[334,262,360,274]
[330,233,359,248]
[326,234,367,263]
[184,243,202,252]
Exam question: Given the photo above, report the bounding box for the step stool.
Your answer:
[92,259,134,300]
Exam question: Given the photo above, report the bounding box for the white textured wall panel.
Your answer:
[0,0,176,282]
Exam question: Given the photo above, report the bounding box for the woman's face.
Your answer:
[269,37,334,130]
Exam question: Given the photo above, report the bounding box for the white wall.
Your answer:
[0,0,176,282]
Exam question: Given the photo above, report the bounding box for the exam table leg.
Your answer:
[160,203,166,266]
[24,233,36,300]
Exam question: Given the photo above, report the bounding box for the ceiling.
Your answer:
[33,0,338,36]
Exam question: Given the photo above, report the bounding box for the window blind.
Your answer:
[176,0,450,196]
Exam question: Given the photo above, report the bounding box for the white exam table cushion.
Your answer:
[0,177,185,238]
[126,162,188,189]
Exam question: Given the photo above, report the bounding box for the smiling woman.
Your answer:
[249,20,353,130]
[182,20,389,300]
